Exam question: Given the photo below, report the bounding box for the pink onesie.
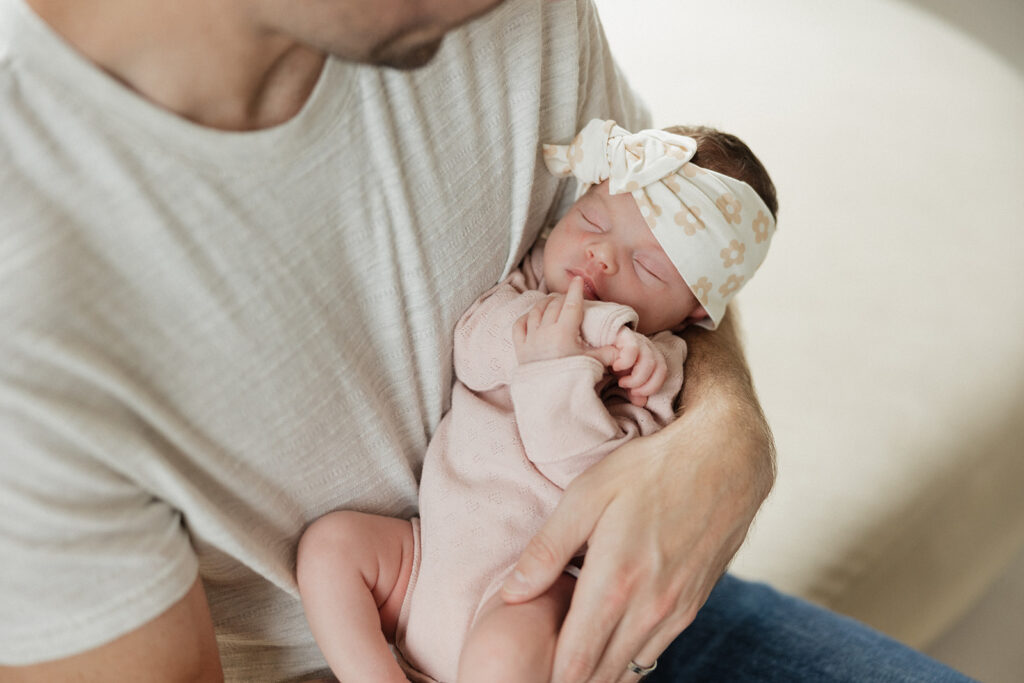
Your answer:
[394,247,686,682]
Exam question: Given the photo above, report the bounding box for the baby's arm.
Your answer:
[452,276,547,392]
[510,278,685,488]
[296,512,416,683]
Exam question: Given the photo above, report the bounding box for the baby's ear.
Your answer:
[670,305,709,334]
[686,305,708,324]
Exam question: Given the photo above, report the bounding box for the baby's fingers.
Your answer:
[559,277,585,329]
[626,388,649,407]
[540,294,563,326]
[525,297,551,331]
[617,351,655,389]
[636,355,668,396]
[625,365,667,406]
[513,314,528,347]
[611,344,639,373]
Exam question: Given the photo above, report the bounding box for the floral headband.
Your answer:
[543,119,776,329]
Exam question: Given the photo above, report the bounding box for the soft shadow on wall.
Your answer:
[898,0,1024,76]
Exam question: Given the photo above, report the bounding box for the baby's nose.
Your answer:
[586,244,617,273]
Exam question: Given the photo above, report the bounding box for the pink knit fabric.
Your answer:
[394,247,686,682]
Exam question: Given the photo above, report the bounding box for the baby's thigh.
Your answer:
[458,573,576,683]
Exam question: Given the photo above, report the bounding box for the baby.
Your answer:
[296,119,778,683]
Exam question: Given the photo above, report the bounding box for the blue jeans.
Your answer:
[649,574,975,682]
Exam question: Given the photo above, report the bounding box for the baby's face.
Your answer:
[543,182,706,334]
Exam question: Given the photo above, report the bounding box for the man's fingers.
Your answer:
[609,585,704,683]
[590,576,690,683]
[550,560,625,683]
[610,620,677,683]
[502,488,599,604]
[596,616,659,683]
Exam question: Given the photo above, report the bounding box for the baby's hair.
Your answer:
[664,125,779,221]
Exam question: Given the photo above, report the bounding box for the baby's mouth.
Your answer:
[571,271,600,300]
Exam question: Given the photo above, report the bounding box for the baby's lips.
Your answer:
[568,270,600,300]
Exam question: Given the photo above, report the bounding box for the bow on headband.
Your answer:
[543,119,775,329]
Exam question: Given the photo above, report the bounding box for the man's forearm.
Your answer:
[0,576,223,683]
[674,305,776,503]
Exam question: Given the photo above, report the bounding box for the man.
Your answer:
[0,0,970,681]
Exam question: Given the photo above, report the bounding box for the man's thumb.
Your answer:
[502,497,593,603]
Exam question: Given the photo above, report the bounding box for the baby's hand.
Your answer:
[610,328,668,407]
[514,277,609,365]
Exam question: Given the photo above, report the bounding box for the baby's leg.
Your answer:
[457,572,576,683]
[296,510,415,683]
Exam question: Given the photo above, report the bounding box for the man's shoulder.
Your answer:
[0,0,30,89]
[0,33,10,75]
[0,0,14,54]
[0,23,21,127]
[0,135,106,335]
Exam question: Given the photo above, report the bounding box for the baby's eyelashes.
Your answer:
[578,208,605,232]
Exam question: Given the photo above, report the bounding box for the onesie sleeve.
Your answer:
[451,275,547,393]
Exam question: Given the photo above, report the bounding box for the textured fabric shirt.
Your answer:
[0,0,647,677]
[395,247,686,682]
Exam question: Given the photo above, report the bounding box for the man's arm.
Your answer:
[501,306,775,683]
[0,576,223,683]
[674,306,776,495]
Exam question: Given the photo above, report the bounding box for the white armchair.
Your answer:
[594,1,1024,680]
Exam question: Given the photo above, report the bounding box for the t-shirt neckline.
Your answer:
[1,0,354,166]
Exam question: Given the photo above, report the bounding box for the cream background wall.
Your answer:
[591,1,1024,680]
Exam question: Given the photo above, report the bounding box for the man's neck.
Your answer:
[26,0,326,131]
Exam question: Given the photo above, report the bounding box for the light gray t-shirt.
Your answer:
[0,0,647,677]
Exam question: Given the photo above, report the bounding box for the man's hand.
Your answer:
[514,277,614,366]
[500,309,775,683]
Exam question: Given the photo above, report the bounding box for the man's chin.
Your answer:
[372,36,445,70]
